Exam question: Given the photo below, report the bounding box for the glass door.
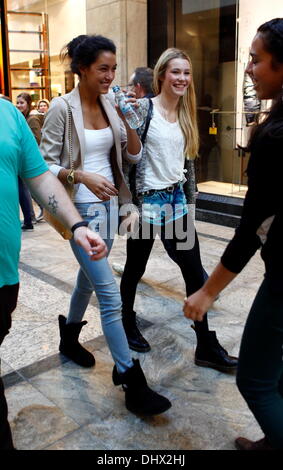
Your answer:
[6,0,87,106]
[0,11,6,95]
[175,0,246,198]
[0,0,11,97]
[7,9,51,103]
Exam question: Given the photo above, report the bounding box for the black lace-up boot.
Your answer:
[113,358,171,415]
[192,325,238,373]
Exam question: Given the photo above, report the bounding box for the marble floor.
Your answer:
[1,218,265,450]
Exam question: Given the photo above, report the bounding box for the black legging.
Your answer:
[120,214,209,336]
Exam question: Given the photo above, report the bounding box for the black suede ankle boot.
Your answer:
[113,359,171,415]
[191,325,238,373]
[58,315,95,367]
[122,311,151,353]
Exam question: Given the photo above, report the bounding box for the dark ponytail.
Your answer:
[258,18,283,64]
[60,34,116,77]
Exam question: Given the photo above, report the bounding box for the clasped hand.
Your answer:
[183,289,214,322]
[74,226,108,261]
[83,173,118,201]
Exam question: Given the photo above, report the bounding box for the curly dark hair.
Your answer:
[61,34,116,77]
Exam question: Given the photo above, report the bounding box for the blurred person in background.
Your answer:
[128,66,154,99]
[16,93,45,224]
[37,98,50,114]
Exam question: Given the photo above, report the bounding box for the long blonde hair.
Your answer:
[153,48,199,159]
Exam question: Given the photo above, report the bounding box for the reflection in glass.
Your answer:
[7,0,86,104]
[7,9,50,103]
[176,0,244,197]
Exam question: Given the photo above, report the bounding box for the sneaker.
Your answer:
[36,211,44,222]
[112,263,124,275]
[192,326,238,373]
[22,223,34,231]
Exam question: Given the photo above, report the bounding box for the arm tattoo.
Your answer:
[48,194,59,214]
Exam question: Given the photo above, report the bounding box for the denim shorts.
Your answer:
[141,184,188,226]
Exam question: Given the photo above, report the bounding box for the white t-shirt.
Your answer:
[75,126,114,203]
[143,105,186,191]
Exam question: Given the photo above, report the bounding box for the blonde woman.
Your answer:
[120,48,238,373]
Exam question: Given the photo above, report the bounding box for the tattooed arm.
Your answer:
[24,170,107,260]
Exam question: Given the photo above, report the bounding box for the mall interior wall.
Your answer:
[86,0,147,87]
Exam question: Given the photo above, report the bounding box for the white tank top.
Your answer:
[75,126,115,203]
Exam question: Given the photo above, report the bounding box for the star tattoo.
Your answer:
[48,194,58,214]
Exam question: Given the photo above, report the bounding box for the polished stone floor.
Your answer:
[1,218,265,450]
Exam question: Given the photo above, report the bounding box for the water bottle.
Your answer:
[112,85,143,129]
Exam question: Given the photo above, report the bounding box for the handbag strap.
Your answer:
[61,97,74,174]
[129,98,153,204]
[140,98,153,145]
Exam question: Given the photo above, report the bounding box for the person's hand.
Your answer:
[74,227,108,260]
[83,173,118,201]
[115,90,139,122]
[119,211,140,236]
[183,288,214,322]
[123,90,139,108]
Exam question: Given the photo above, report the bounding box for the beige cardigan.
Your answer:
[40,86,141,205]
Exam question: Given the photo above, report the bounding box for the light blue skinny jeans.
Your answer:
[67,199,133,373]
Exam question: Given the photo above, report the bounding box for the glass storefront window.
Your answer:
[176,0,242,197]
[7,10,50,104]
[235,0,283,195]
[0,1,10,96]
[6,0,86,106]
[175,0,283,199]
[0,14,5,95]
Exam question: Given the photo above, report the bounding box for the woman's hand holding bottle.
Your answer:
[113,86,142,129]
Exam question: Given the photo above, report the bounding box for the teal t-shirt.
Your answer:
[0,99,48,287]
